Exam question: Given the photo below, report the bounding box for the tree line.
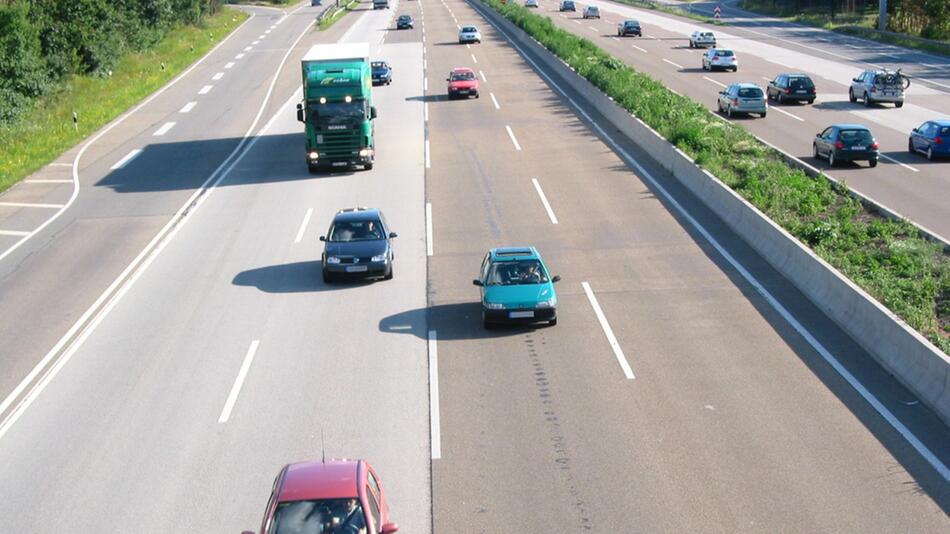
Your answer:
[743,0,949,40]
[0,0,225,123]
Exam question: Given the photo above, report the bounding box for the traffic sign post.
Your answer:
[713,5,721,19]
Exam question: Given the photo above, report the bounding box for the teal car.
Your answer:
[472,247,561,329]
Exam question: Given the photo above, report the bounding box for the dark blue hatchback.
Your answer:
[909,120,950,161]
[371,60,392,86]
[814,124,879,168]
[320,208,397,282]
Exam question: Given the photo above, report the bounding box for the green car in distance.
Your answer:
[473,247,561,329]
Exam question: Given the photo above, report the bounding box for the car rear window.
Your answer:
[738,87,763,98]
[625,21,639,26]
[462,26,477,32]
[701,32,714,37]
[715,50,734,57]
[939,126,950,136]
[788,77,814,89]
[839,130,873,142]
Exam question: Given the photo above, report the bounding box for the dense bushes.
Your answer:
[0,0,225,123]
[483,0,950,353]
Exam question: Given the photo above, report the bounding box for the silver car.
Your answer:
[458,25,481,44]
[525,0,539,7]
[718,83,767,118]
[583,5,600,18]
[689,30,716,48]
[849,69,905,108]
[703,48,737,72]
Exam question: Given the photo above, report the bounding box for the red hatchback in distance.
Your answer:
[242,459,398,534]
[446,67,479,100]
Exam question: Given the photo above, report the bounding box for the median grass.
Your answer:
[319,0,361,30]
[484,0,950,354]
[0,8,249,193]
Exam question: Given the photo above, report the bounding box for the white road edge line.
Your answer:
[48,163,72,167]
[180,101,197,113]
[490,92,500,109]
[532,178,559,224]
[218,340,260,423]
[505,125,522,151]
[879,154,919,173]
[0,202,66,209]
[153,122,176,136]
[702,76,726,88]
[0,230,30,237]
[294,207,314,243]
[662,58,683,69]
[582,282,635,379]
[770,106,804,122]
[478,8,950,481]
[426,202,434,256]
[23,179,72,184]
[428,330,442,460]
[110,149,143,170]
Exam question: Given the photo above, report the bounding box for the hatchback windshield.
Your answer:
[399,16,410,21]
[839,130,873,143]
[738,87,763,98]
[271,498,365,534]
[486,260,549,286]
[371,61,386,69]
[329,219,384,242]
[450,71,475,81]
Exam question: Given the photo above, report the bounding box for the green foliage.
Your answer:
[485,0,950,354]
[0,2,48,121]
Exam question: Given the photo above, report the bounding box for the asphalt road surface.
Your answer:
[0,0,947,532]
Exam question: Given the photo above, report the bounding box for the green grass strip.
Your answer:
[0,8,249,193]
[484,0,950,354]
[319,0,361,30]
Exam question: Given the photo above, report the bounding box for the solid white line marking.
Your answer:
[532,178,559,224]
[771,106,804,122]
[23,179,72,183]
[153,122,176,136]
[479,70,487,82]
[218,340,260,423]
[582,282,634,379]
[490,92,500,109]
[429,330,442,460]
[425,139,431,169]
[425,203,434,256]
[198,85,213,95]
[0,230,30,237]
[632,44,646,53]
[212,72,224,81]
[663,58,683,69]
[505,125,522,151]
[110,149,143,170]
[471,53,478,64]
[49,163,72,167]
[179,101,197,113]
[880,154,919,172]
[424,103,429,122]
[703,76,726,88]
[0,202,65,209]
[235,53,245,59]
[294,207,313,243]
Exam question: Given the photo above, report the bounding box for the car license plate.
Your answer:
[852,146,866,150]
[458,90,468,94]
[345,265,368,273]
[796,90,806,93]
[509,310,534,319]
[332,161,347,167]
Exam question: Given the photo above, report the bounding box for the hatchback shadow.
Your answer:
[233,261,375,293]
[379,302,549,340]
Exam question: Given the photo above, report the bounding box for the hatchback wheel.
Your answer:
[807,98,815,104]
[863,92,871,107]
[813,143,820,160]
[908,138,915,153]
[848,88,856,103]
[548,317,558,327]
[869,158,878,168]
[322,270,334,284]
[726,106,733,118]
[776,92,784,104]
[927,147,934,161]
[895,101,904,108]
[828,152,836,166]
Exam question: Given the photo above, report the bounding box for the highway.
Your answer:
[525,0,950,240]
[0,0,947,531]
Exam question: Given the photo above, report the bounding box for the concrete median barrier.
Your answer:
[470,0,950,425]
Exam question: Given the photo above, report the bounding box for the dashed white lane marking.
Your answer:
[294,207,313,243]
[425,203,434,256]
[199,85,213,95]
[582,282,635,379]
[225,62,235,69]
[180,101,197,113]
[490,92,500,109]
[424,59,428,70]
[466,43,471,49]
[425,139,431,169]
[212,72,224,81]
[0,230,30,237]
[244,46,253,51]
[153,122,176,136]
[235,53,245,59]
[588,26,599,33]
[532,178,559,224]
[572,19,582,24]
[218,340,260,423]
[663,58,683,69]
[880,154,919,172]
[265,29,271,34]
[761,76,771,81]
[479,70,487,82]
[632,44,646,53]
[471,53,478,64]
[505,125,522,151]
[110,149,143,170]
[424,103,429,122]
[429,330,442,460]
[258,34,266,39]
[424,78,428,91]
[24,179,72,183]
[0,202,65,209]
[703,76,726,88]
[252,40,260,45]
[771,106,804,122]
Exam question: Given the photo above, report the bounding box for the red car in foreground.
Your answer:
[242,459,398,534]
[446,67,479,100]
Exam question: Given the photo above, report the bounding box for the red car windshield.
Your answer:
[271,499,366,534]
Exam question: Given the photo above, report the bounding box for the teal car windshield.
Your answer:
[486,260,549,286]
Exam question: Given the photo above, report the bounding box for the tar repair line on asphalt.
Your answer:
[582,282,635,379]
[294,207,314,244]
[428,330,442,460]
[531,178,559,224]
[219,340,261,423]
[0,5,314,443]
[476,0,950,480]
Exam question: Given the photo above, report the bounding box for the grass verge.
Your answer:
[0,8,249,193]
[319,0,361,30]
[483,0,950,354]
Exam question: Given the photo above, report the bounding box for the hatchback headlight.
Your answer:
[325,256,341,264]
[484,301,505,310]
[536,298,557,309]
[371,253,388,263]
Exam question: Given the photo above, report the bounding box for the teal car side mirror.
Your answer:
[552,275,561,283]
[473,279,484,286]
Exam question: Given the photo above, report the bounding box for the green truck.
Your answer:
[296,43,377,172]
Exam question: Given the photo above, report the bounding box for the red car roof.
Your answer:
[278,460,363,502]
[451,67,475,74]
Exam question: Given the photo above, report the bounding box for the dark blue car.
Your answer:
[371,60,392,86]
[320,208,397,282]
[909,120,950,161]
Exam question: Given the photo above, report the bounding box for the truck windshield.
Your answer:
[309,101,365,125]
